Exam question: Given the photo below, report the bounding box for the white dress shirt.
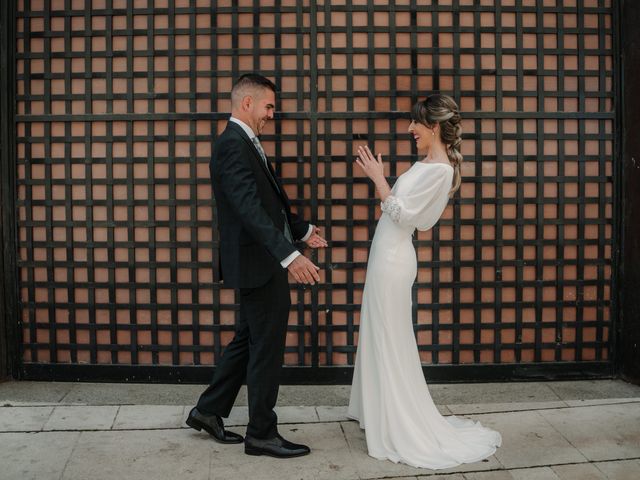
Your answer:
[228,117,313,268]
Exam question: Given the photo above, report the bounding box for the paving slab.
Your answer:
[464,471,516,480]
[1,400,75,407]
[61,429,211,480]
[57,384,350,407]
[473,410,587,469]
[181,405,191,426]
[374,477,419,480]
[551,463,607,480]
[224,405,249,426]
[2,380,640,480]
[112,405,185,430]
[316,405,349,422]
[379,477,419,480]
[438,405,453,415]
[416,475,465,479]
[465,467,563,480]
[276,405,319,424]
[427,458,502,477]
[6,380,638,407]
[0,381,72,405]
[593,459,640,480]
[0,431,80,480]
[563,398,640,407]
[428,383,561,406]
[277,385,352,406]
[0,406,53,432]
[447,401,567,415]
[218,405,320,428]
[44,405,119,431]
[61,383,204,406]
[340,419,501,478]
[539,403,640,462]
[546,380,640,401]
[509,467,561,479]
[211,422,359,480]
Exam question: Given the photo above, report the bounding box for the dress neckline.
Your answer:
[414,161,453,169]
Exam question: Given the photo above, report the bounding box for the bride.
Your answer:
[348,94,502,469]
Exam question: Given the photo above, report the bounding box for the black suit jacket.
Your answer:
[210,121,310,289]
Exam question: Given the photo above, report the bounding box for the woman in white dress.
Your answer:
[348,95,502,469]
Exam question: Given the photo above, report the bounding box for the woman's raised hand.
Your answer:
[355,145,385,183]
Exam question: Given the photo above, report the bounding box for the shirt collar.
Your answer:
[229,117,256,140]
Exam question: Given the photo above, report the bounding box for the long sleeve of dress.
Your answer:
[380,163,453,231]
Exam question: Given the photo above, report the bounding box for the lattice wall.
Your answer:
[15,0,615,374]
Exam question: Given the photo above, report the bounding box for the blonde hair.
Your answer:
[411,94,463,197]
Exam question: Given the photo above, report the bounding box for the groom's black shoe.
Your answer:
[186,407,243,444]
[244,433,311,458]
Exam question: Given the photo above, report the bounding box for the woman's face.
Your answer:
[408,120,436,153]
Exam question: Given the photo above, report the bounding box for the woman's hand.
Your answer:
[355,145,392,201]
[355,145,385,183]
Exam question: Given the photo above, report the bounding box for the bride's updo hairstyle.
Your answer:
[411,94,463,197]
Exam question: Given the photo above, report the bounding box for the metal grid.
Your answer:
[14,0,615,378]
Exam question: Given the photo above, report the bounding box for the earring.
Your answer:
[432,131,435,136]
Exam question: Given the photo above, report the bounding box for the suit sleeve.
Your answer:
[214,138,297,263]
[288,212,311,241]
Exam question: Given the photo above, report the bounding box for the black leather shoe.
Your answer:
[244,433,310,458]
[186,407,243,444]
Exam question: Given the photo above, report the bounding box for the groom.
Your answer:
[186,74,326,458]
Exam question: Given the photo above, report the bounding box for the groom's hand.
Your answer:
[305,227,328,249]
[288,255,321,285]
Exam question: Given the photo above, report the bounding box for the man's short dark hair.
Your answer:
[233,73,277,93]
[230,74,277,108]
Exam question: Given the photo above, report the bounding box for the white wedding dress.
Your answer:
[348,161,502,469]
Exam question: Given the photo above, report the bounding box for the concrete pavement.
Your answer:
[1,379,639,479]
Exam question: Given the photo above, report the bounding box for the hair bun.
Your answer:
[441,111,455,121]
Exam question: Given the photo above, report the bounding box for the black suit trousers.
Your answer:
[196,268,291,439]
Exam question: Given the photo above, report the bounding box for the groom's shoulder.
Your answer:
[222,121,248,140]
[215,122,247,149]
[222,122,253,150]
[212,125,252,169]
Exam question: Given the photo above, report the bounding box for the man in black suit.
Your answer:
[186,74,326,458]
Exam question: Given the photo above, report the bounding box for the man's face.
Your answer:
[248,88,276,136]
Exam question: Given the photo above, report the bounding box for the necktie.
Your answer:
[251,137,294,244]
[252,137,268,166]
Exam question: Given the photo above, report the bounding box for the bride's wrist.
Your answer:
[372,175,386,188]
[374,180,391,200]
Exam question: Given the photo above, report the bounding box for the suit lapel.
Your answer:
[265,160,288,198]
[227,122,285,200]
[225,122,295,242]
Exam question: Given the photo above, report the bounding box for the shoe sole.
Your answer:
[186,416,243,444]
[244,446,311,458]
